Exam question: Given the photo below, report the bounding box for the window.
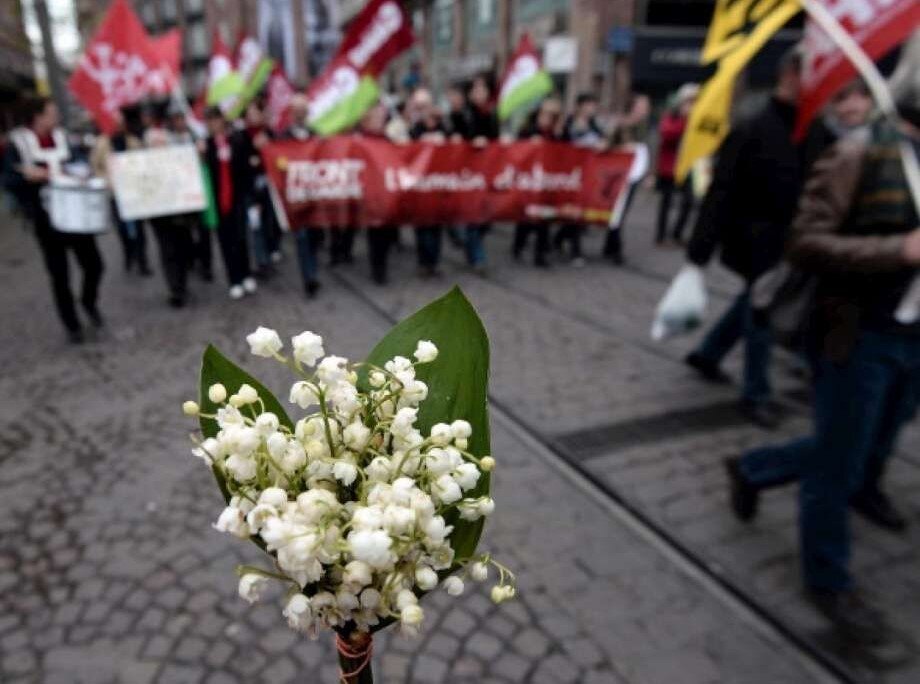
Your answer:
[187,20,208,59]
[434,0,453,46]
[161,0,177,22]
[478,0,493,25]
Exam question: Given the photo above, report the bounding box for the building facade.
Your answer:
[0,0,33,127]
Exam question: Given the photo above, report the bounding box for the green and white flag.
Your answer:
[308,60,381,136]
[227,35,275,118]
[498,34,554,121]
[206,31,244,113]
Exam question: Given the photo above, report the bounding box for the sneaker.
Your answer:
[168,294,186,309]
[806,589,891,645]
[851,489,908,533]
[739,399,782,430]
[724,457,759,522]
[242,277,258,294]
[684,352,732,384]
[270,250,283,264]
[304,280,321,299]
[67,328,85,345]
[229,285,245,300]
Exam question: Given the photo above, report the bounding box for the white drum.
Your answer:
[46,178,110,234]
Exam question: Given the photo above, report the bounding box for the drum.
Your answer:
[46,178,110,234]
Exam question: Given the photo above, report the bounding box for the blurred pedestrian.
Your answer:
[90,106,151,275]
[605,93,652,264]
[170,107,213,282]
[359,102,399,285]
[408,88,447,277]
[282,95,322,298]
[513,97,562,267]
[7,98,104,343]
[463,75,499,271]
[145,110,197,308]
[241,100,281,278]
[683,52,803,429]
[727,88,920,644]
[202,107,256,300]
[557,92,605,266]
[654,83,698,246]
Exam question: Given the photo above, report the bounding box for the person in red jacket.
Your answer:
[655,83,698,245]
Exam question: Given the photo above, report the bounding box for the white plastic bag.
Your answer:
[651,263,708,341]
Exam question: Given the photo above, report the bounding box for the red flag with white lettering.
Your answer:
[67,0,160,133]
[795,0,920,138]
[333,0,414,77]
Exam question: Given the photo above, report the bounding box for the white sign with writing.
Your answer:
[543,36,578,73]
[109,145,207,221]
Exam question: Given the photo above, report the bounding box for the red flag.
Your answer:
[68,0,160,133]
[333,0,414,77]
[795,0,920,138]
[266,65,296,133]
[147,28,182,95]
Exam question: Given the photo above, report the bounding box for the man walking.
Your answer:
[683,52,803,428]
[728,86,920,642]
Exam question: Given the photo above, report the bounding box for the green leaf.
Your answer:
[198,344,294,504]
[360,287,491,562]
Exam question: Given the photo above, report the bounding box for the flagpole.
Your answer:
[798,1,920,321]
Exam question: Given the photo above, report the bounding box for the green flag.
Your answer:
[498,34,554,122]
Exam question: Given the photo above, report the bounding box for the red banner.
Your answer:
[795,0,920,138]
[68,0,163,133]
[261,138,634,228]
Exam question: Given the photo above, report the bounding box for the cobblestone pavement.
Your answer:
[0,189,911,684]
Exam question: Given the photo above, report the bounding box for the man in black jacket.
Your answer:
[683,52,802,428]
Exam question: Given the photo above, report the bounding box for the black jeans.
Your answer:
[112,200,148,271]
[151,215,195,300]
[33,208,104,333]
[215,207,250,286]
[367,227,398,283]
[656,177,693,243]
[415,225,443,269]
[330,227,357,265]
[513,222,550,264]
[190,219,213,277]
[553,223,583,259]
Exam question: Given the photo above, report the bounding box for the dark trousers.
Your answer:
[742,331,920,591]
[113,201,148,271]
[296,228,322,285]
[415,225,443,269]
[33,209,104,333]
[215,208,250,286]
[190,220,213,277]
[656,177,694,243]
[151,216,194,300]
[367,227,398,283]
[330,227,356,265]
[513,222,550,264]
[694,290,772,404]
[605,180,640,259]
[553,223,583,259]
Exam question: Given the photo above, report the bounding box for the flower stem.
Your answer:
[336,631,374,684]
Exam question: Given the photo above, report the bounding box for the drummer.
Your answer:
[5,97,104,344]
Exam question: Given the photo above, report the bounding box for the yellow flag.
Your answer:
[676,0,801,182]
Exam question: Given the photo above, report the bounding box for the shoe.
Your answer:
[270,250,283,264]
[534,258,551,268]
[685,352,732,384]
[739,399,782,430]
[242,277,258,294]
[724,457,759,522]
[851,490,908,533]
[83,306,105,329]
[67,328,85,345]
[806,589,891,645]
[139,264,153,277]
[304,280,321,299]
[168,294,186,309]
[229,285,245,300]
[608,252,624,266]
[200,269,214,282]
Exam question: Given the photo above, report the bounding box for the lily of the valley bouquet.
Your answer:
[183,289,514,682]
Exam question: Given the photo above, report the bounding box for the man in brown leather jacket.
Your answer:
[726,84,920,643]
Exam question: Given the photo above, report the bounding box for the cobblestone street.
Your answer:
[1,190,917,683]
